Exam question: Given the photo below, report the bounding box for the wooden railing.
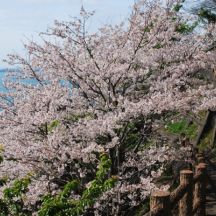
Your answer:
[148,154,207,216]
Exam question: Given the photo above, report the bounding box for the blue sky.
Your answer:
[0,0,135,67]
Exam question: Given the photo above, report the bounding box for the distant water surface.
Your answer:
[0,69,8,92]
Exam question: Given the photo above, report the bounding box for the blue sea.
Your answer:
[0,68,72,93]
[0,68,36,92]
[0,69,8,92]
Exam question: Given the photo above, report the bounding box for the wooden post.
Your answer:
[179,170,193,216]
[150,190,170,216]
[194,163,207,216]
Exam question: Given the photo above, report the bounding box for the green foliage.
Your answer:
[39,120,60,135]
[66,113,94,123]
[39,180,80,215]
[113,118,152,152]
[96,153,112,180]
[144,22,153,33]
[126,133,140,149]
[3,177,31,199]
[171,16,177,21]
[38,153,117,216]
[153,43,163,49]
[120,119,145,150]
[172,0,185,12]
[144,26,150,33]
[60,180,79,200]
[139,139,154,150]
[198,8,216,23]
[166,118,197,139]
[38,196,76,216]
[173,4,183,12]
[198,128,215,152]
[124,125,140,149]
[175,21,198,34]
[0,177,7,187]
[0,176,32,216]
[47,120,60,132]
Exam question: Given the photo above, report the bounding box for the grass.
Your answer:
[166,118,198,139]
[198,128,215,152]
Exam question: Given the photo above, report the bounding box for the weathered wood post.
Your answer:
[179,170,193,216]
[194,163,207,216]
[150,190,170,216]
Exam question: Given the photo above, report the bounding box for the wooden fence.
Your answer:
[149,154,207,216]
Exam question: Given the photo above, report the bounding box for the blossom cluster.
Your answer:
[0,0,215,214]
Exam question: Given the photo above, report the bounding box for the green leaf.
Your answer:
[173,4,182,12]
[47,120,60,132]
[59,180,79,200]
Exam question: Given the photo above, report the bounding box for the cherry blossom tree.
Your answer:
[0,0,215,214]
